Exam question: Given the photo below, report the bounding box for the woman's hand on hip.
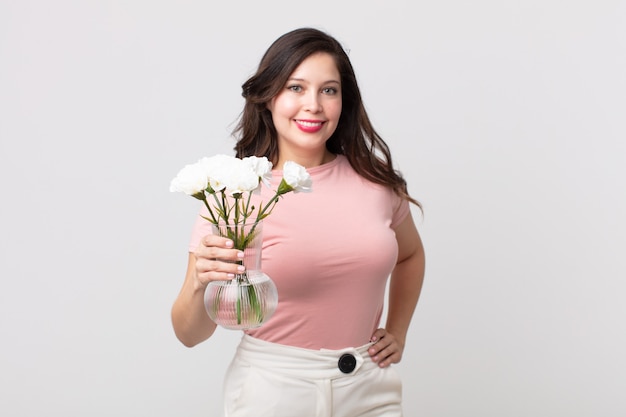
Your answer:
[368,328,405,368]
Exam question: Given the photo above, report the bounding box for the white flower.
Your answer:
[200,154,236,192]
[196,154,262,196]
[169,161,209,196]
[222,157,260,195]
[243,156,273,187]
[171,153,312,227]
[278,161,313,194]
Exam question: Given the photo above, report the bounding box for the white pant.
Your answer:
[223,334,403,417]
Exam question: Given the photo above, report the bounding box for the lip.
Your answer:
[295,119,325,133]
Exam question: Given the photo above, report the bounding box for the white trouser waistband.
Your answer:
[236,334,377,380]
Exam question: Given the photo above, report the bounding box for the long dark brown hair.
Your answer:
[233,27,420,208]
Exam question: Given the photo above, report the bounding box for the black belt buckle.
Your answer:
[338,353,357,373]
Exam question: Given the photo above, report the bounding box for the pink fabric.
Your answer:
[188,155,410,350]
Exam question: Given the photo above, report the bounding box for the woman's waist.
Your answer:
[235,334,377,379]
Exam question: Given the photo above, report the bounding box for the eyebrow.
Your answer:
[288,77,341,84]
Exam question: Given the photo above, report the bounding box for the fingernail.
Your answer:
[227,273,235,278]
[237,266,245,272]
[237,251,244,258]
[225,240,233,248]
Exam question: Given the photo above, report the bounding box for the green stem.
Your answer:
[247,279,262,322]
[211,191,225,221]
[242,192,253,224]
[201,196,219,224]
[257,192,281,219]
[233,196,241,247]
[221,191,226,217]
[236,280,242,324]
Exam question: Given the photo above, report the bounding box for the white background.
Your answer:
[1,1,625,416]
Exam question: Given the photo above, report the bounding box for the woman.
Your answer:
[172,27,425,417]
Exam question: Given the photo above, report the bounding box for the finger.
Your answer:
[196,269,236,285]
[196,257,245,275]
[196,246,244,263]
[202,233,234,248]
[193,234,246,286]
[370,328,387,343]
[195,236,244,263]
[195,259,246,286]
[369,329,393,354]
[369,339,394,360]
[370,340,401,366]
[377,350,402,368]
[368,329,403,366]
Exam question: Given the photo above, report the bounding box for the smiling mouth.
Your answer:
[295,120,324,127]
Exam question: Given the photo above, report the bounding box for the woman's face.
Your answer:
[268,52,342,168]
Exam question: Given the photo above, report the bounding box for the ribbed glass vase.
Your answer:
[204,221,278,330]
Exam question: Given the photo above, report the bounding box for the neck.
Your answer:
[276,150,336,170]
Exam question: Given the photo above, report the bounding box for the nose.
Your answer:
[304,92,322,113]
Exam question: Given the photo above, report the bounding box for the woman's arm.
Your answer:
[369,212,425,367]
[171,235,244,347]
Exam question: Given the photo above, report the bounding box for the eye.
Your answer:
[287,85,302,93]
[322,87,338,95]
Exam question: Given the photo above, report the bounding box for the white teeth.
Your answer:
[297,120,322,127]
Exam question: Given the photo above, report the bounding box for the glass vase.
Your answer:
[204,221,278,330]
